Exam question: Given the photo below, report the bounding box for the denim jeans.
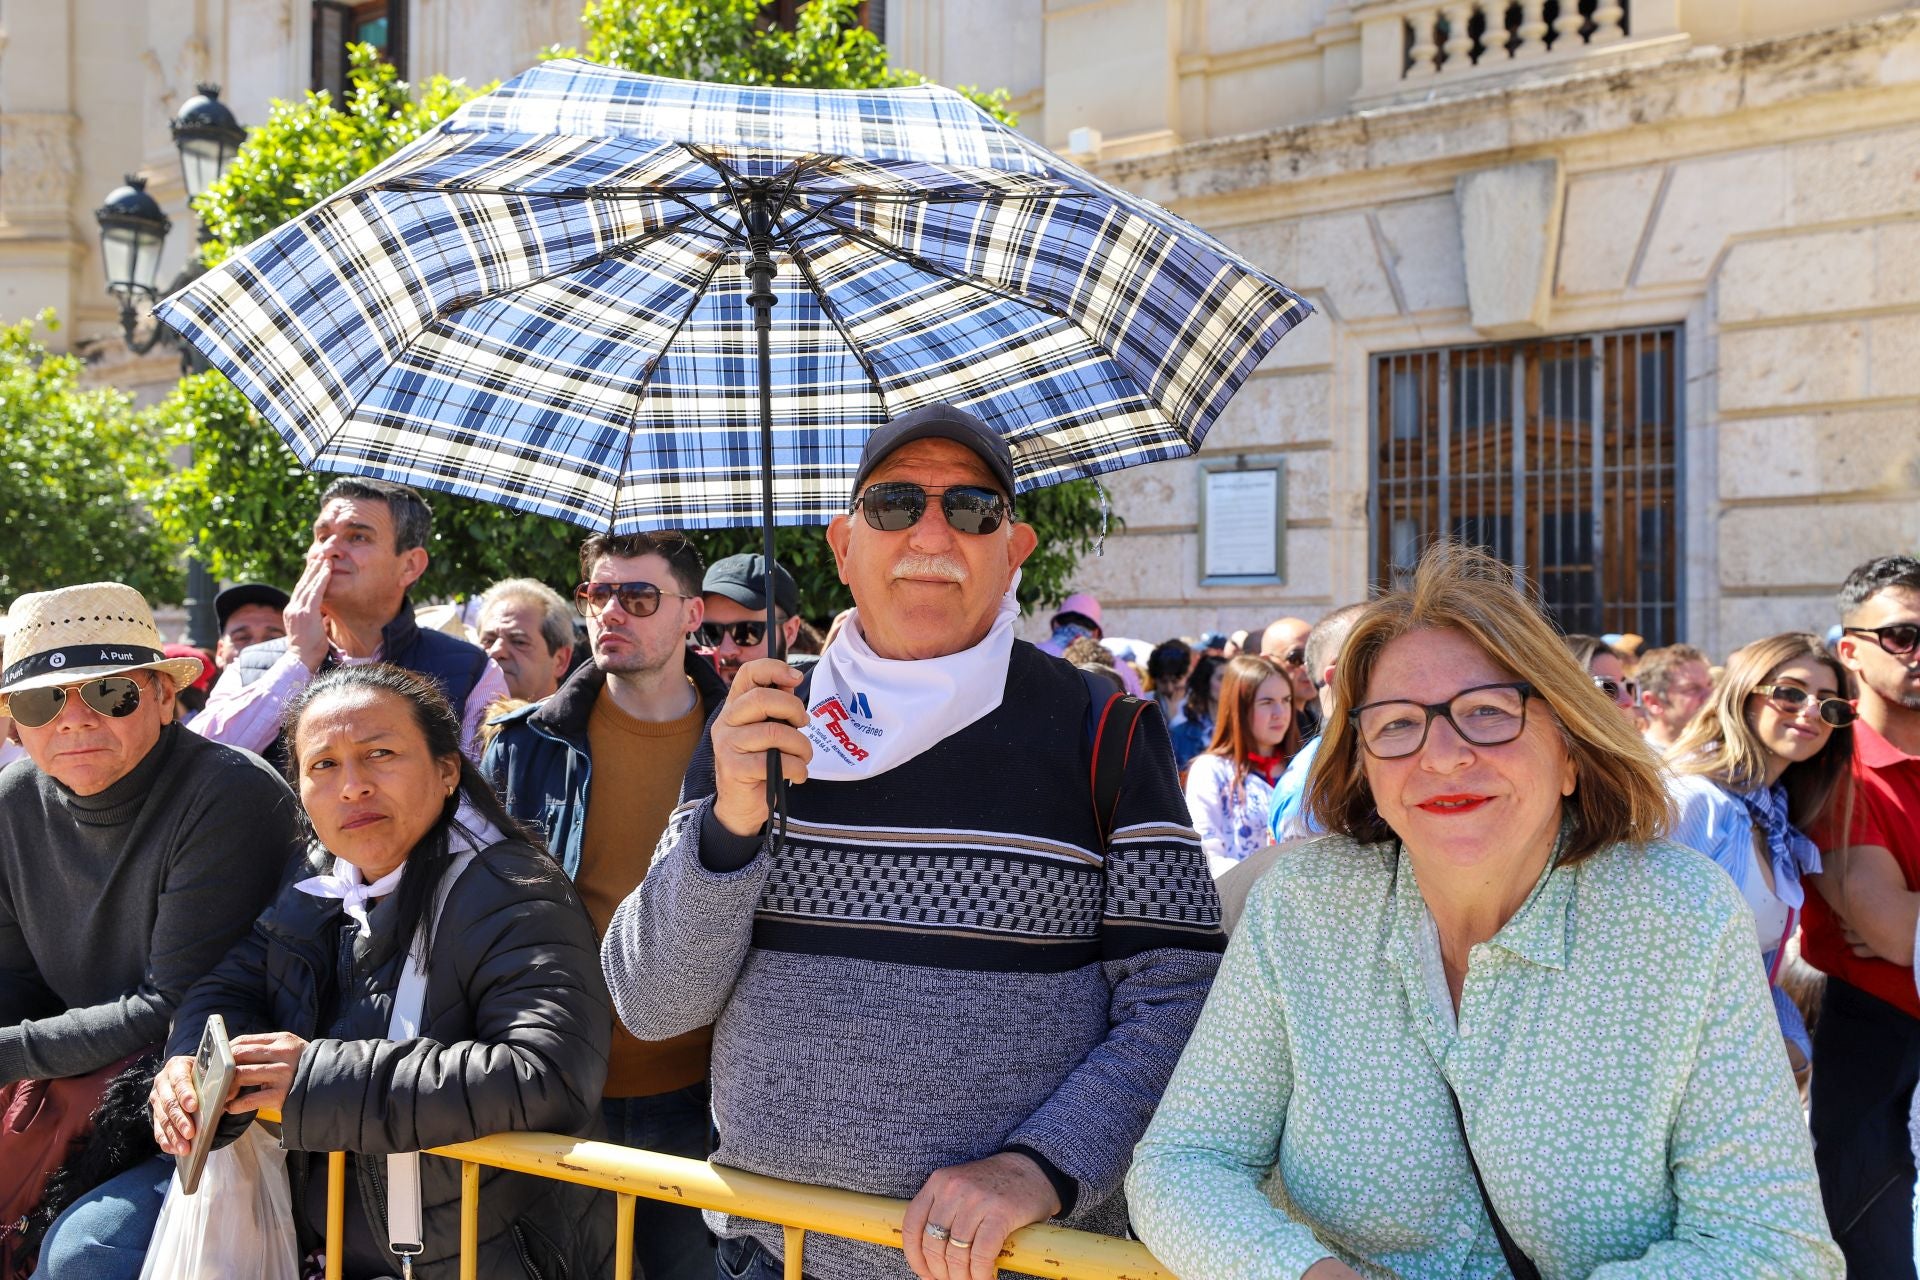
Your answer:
[603,1084,715,1280]
[30,1154,173,1280]
[715,1233,807,1280]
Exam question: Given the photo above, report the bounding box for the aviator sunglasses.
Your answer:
[1592,675,1640,708]
[855,482,1009,535]
[6,675,145,729]
[572,580,693,619]
[1753,683,1858,727]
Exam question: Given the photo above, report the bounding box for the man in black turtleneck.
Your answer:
[0,581,300,1277]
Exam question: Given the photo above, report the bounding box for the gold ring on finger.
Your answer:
[949,1238,972,1250]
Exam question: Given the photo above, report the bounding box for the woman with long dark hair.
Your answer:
[1667,633,1855,1074]
[149,664,611,1279]
[1182,655,1299,876]
[1170,655,1225,772]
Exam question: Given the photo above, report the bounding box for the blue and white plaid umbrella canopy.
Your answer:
[157,59,1313,533]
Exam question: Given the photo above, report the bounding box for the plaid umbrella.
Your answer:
[155,59,1312,536]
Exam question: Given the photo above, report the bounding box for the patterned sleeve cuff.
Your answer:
[1001,1143,1080,1217]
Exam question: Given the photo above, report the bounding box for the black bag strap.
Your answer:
[1444,1084,1543,1280]
[1081,670,1151,850]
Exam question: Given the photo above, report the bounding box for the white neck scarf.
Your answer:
[295,801,503,936]
[804,571,1020,782]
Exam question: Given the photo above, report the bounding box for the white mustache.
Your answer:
[890,554,968,583]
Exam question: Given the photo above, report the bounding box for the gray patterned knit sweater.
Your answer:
[603,642,1224,1280]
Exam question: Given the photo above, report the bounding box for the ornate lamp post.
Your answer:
[91,85,248,648]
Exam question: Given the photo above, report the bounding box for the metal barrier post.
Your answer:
[325,1151,346,1280]
[615,1192,636,1277]
[783,1224,806,1280]
[460,1162,480,1280]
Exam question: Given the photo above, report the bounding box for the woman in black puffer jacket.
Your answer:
[152,664,613,1280]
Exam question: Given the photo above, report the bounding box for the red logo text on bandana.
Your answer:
[812,697,870,763]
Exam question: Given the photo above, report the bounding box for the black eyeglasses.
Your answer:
[696,620,769,649]
[1350,682,1535,760]
[6,676,144,729]
[1593,675,1640,708]
[1844,623,1920,659]
[855,482,1009,535]
[572,580,692,619]
[1753,684,1857,727]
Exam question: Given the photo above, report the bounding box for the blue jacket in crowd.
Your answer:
[483,649,729,878]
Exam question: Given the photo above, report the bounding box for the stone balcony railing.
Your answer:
[1354,0,1687,104]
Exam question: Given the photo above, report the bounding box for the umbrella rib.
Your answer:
[812,209,1202,452]
[607,249,732,532]
[782,238,892,421]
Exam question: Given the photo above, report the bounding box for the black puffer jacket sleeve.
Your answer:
[279,842,611,1155]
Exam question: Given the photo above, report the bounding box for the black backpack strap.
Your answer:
[1446,1072,1543,1280]
[1080,669,1152,850]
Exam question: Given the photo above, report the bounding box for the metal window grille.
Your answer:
[1371,327,1683,645]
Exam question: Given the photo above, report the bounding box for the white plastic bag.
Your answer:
[138,1122,299,1280]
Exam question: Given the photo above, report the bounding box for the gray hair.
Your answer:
[319,476,433,554]
[478,578,574,654]
[1304,603,1369,689]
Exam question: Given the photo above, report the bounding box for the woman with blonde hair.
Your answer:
[1182,655,1299,876]
[1129,543,1839,1279]
[1666,633,1854,1073]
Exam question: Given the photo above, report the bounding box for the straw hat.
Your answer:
[0,583,204,700]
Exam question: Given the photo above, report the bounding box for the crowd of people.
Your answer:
[0,400,1913,1280]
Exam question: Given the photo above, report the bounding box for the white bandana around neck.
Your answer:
[804,571,1021,782]
[294,802,503,937]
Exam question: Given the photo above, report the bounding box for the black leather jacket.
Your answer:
[169,839,614,1279]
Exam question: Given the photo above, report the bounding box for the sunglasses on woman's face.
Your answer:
[572,580,691,619]
[695,620,769,649]
[855,482,1009,535]
[6,675,144,729]
[1593,675,1639,707]
[1753,683,1857,727]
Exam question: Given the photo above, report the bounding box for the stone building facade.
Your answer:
[3,0,1917,652]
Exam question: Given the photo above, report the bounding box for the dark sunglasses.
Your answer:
[1754,683,1857,727]
[572,580,692,619]
[1593,675,1640,707]
[7,675,144,729]
[1844,623,1920,659]
[696,620,769,648]
[855,482,1009,535]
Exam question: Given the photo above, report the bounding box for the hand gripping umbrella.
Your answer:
[156,59,1314,805]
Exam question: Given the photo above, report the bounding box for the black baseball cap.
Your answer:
[851,403,1016,503]
[703,553,800,617]
[214,582,290,631]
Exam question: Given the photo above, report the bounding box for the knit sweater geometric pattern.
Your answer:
[604,642,1224,1280]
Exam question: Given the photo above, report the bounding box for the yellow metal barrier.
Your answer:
[258,1113,1175,1280]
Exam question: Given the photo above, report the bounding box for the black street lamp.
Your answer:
[92,175,173,353]
[171,84,247,202]
[92,85,250,649]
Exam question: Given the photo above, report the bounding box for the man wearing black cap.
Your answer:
[210,582,289,674]
[699,553,804,688]
[603,403,1223,1280]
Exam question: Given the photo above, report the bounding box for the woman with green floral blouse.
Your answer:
[1127,544,1841,1280]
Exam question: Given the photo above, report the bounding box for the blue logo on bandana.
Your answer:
[848,691,873,719]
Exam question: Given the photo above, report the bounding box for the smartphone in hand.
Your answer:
[180,1014,235,1196]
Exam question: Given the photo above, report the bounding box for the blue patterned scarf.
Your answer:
[1735,782,1822,910]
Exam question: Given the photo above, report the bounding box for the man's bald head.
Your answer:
[1260,616,1315,708]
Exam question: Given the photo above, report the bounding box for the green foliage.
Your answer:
[562,0,1016,124]
[0,314,182,601]
[142,374,582,600]
[194,46,486,266]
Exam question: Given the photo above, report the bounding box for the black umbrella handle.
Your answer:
[745,193,786,823]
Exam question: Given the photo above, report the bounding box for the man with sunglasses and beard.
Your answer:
[602,403,1224,1280]
[699,554,807,687]
[1803,554,1920,1279]
[485,531,729,1280]
[0,582,299,1276]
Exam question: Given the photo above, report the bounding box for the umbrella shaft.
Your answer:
[746,195,785,815]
